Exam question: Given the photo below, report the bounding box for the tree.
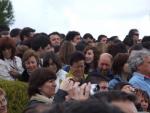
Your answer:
[0,0,14,26]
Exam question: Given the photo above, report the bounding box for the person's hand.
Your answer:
[60,78,75,92]
[9,68,20,79]
[68,82,91,101]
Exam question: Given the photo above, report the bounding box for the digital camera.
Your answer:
[90,84,100,95]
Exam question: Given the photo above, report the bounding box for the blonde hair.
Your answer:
[0,88,6,96]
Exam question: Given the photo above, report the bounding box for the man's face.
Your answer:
[132,32,139,43]
[72,35,81,46]
[98,55,112,74]
[49,34,61,47]
[100,37,107,44]
[138,56,150,76]
[112,101,137,113]
[70,60,85,81]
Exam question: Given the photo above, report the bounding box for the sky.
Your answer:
[11,0,150,40]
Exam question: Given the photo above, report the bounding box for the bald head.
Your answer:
[98,53,112,71]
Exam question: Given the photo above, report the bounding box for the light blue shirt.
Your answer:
[129,72,150,96]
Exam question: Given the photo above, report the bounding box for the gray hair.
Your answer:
[128,49,150,72]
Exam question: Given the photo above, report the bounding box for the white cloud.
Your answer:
[11,0,150,40]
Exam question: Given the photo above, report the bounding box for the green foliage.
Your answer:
[0,80,29,113]
[0,0,14,25]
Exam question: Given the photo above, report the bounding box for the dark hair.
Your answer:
[107,42,127,58]
[128,29,139,37]
[69,51,85,66]
[0,37,16,59]
[48,32,61,39]
[142,36,150,43]
[23,103,50,113]
[114,82,131,90]
[63,99,124,113]
[75,41,86,52]
[107,36,121,44]
[65,31,80,41]
[46,99,124,113]
[84,45,99,69]
[91,91,137,104]
[31,33,49,51]
[97,35,107,42]
[10,28,21,37]
[123,29,139,47]
[142,41,150,50]
[112,53,129,75]
[43,52,62,71]
[20,27,35,41]
[129,43,143,54]
[83,33,94,39]
[141,90,150,111]
[28,68,57,97]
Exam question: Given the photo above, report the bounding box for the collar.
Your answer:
[133,72,150,80]
[30,94,53,104]
[145,75,150,79]
[66,71,88,80]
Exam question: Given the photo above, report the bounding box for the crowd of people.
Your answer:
[0,24,150,113]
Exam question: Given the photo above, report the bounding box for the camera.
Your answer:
[90,84,100,95]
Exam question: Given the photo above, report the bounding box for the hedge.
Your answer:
[0,79,28,113]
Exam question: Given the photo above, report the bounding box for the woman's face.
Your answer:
[25,56,38,73]
[0,94,7,113]
[40,80,56,98]
[141,97,149,111]
[47,59,57,73]
[85,49,94,64]
[2,48,12,59]
[123,63,130,74]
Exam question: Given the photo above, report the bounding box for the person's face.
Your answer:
[70,60,85,81]
[29,32,35,40]
[100,37,107,44]
[141,97,149,111]
[112,101,138,113]
[132,32,139,43]
[49,34,61,47]
[40,79,56,98]
[98,55,111,71]
[138,56,150,76]
[25,56,38,73]
[2,48,12,59]
[43,44,54,53]
[84,38,93,44]
[123,63,130,74]
[0,94,7,113]
[121,85,135,94]
[72,35,81,46]
[99,81,108,92]
[47,59,57,73]
[85,49,94,64]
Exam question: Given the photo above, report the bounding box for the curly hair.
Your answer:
[128,49,150,73]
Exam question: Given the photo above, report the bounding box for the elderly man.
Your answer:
[89,53,113,81]
[128,49,150,96]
